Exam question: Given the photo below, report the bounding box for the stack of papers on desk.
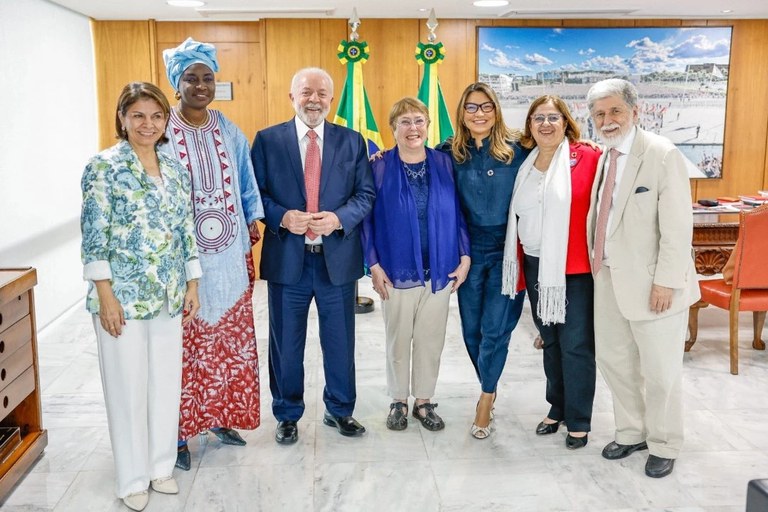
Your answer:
[692,204,742,213]
[739,195,768,206]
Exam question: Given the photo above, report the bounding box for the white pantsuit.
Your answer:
[587,127,700,459]
[382,284,452,399]
[93,305,183,498]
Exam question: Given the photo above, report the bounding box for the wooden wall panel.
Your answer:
[420,19,478,136]
[91,21,154,150]
[263,19,348,126]
[93,17,768,206]
[348,19,419,148]
[156,21,260,43]
[696,19,768,199]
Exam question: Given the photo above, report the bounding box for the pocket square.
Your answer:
[635,186,650,193]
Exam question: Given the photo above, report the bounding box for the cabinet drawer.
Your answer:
[0,292,29,335]
[0,366,35,418]
[0,343,32,394]
[0,317,32,365]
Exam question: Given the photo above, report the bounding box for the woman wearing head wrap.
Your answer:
[81,82,201,510]
[161,38,264,470]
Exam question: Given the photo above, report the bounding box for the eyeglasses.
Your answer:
[530,114,563,125]
[397,117,427,128]
[463,102,495,114]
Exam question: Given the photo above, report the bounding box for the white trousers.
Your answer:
[594,269,686,459]
[93,306,183,498]
[382,284,452,399]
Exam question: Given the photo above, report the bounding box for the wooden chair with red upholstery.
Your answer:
[694,204,768,375]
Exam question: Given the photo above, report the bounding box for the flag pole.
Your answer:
[335,8,377,314]
[416,9,454,147]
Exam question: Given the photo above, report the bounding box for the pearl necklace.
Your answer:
[176,107,209,128]
[402,159,427,180]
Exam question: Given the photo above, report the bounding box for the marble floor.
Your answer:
[4,279,768,511]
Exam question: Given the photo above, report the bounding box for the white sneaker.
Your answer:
[123,490,149,511]
[151,476,179,494]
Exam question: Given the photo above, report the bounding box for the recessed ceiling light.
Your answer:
[167,0,205,7]
[721,9,733,13]
[473,0,510,6]
[418,8,429,11]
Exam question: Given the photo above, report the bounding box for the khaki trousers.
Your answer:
[382,284,452,399]
[594,269,686,459]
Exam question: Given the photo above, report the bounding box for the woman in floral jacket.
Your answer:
[80,82,201,512]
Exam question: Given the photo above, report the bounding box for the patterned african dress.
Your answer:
[163,109,264,440]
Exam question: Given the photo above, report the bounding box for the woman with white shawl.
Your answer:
[502,95,601,450]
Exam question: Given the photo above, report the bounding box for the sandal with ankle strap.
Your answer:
[471,396,494,439]
[412,402,445,431]
[386,401,408,431]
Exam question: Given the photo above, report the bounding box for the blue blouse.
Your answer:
[404,160,431,280]
[361,147,469,293]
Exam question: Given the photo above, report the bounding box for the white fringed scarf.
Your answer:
[501,138,571,325]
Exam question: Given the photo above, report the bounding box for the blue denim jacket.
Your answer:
[439,139,530,228]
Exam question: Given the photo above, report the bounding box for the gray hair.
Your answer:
[587,78,638,111]
[290,67,334,96]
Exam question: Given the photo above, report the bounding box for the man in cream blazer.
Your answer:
[585,79,700,478]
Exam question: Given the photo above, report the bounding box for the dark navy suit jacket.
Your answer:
[251,119,375,286]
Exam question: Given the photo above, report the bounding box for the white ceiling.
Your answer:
[49,0,768,21]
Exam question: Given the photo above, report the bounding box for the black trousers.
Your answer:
[523,255,596,432]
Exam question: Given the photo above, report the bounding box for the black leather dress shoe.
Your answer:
[323,411,366,437]
[212,427,247,446]
[275,420,299,445]
[175,445,191,471]
[566,433,588,450]
[536,420,561,435]
[601,440,648,460]
[645,454,675,478]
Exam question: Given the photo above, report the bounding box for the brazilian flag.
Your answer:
[416,41,454,147]
[333,39,385,156]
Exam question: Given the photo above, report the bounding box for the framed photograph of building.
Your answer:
[477,26,733,178]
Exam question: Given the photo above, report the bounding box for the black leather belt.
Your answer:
[305,244,323,254]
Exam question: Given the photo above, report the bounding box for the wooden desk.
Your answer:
[692,214,739,275]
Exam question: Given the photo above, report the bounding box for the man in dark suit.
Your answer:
[251,67,375,444]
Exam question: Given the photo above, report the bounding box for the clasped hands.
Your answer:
[281,210,340,236]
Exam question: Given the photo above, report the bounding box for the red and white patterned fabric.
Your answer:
[178,252,260,439]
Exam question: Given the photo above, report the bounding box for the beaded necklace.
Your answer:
[402,159,427,180]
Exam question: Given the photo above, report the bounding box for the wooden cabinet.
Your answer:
[0,268,47,503]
